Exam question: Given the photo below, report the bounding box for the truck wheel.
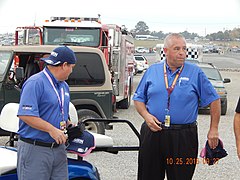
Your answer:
[77,109,105,134]
[117,86,131,109]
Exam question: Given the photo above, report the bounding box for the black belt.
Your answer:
[20,137,59,148]
[160,122,197,130]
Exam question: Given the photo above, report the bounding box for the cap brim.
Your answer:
[40,57,61,65]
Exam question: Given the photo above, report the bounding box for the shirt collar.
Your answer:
[44,67,60,86]
[165,62,182,75]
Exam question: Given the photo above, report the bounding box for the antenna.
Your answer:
[33,13,37,26]
[97,14,101,22]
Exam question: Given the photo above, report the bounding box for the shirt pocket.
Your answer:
[177,77,190,87]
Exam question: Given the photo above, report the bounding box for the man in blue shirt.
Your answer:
[17,46,76,180]
[133,33,221,180]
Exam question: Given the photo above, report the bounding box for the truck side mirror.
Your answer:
[15,67,24,81]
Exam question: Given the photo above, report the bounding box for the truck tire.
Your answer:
[77,109,105,134]
[117,86,131,109]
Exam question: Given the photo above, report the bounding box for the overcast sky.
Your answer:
[0,0,240,36]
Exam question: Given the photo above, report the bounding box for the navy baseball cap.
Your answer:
[41,46,76,65]
[200,139,228,165]
[66,130,95,157]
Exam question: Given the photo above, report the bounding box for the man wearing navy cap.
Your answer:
[17,46,76,180]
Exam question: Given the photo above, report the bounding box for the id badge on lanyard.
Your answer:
[60,121,67,131]
[165,110,171,127]
[163,63,183,127]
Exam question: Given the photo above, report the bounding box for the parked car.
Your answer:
[133,59,144,75]
[197,62,231,115]
[133,55,149,75]
[202,47,210,53]
[135,47,149,53]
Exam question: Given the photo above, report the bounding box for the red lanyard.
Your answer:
[164,63,184,111]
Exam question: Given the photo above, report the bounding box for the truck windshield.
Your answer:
[0,52,11,76]
[43,27,101,47]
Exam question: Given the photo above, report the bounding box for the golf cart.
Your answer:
[0,103,140,179]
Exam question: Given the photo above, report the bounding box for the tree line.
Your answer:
[130,21,240,41]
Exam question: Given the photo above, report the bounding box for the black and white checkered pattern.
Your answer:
[159,48,199,60]
[187,48,199,59]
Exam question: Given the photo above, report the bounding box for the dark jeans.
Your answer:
[138,122,198,180]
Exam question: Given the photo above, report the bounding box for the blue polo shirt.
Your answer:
[17,67,70,142]
[133,61,219,124]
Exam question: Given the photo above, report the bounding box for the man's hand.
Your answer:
[144,113,162,132]
[207,127,219,149]
[18,115,68,144]
[134,101,162,132]
[49,127,68,144]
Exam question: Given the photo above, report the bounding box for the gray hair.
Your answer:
[163,33,186,48]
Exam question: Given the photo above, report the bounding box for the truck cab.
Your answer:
[0,45,113,135]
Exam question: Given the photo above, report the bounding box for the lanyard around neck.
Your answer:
[43,69,65,121]
[164,63,184,110]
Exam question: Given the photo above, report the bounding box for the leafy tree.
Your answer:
[134,21,150,35]
[223,30,231,41]
[150,31,165,40]
[230,28,240,40]
[180,31,200,39]
[131,21,240,41]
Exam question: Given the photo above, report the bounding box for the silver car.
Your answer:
[197,62,231,115]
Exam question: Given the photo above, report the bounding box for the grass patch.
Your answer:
[134,40,163,48]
